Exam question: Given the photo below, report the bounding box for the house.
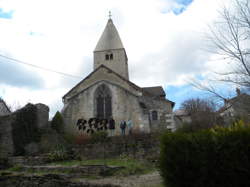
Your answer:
[219,88,250,123]
[173,109,192,129]
[0,98,11,116]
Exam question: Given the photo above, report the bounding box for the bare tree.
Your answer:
[206,0,250,89]
[180,98,218,131]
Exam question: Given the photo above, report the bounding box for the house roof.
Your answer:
[218,93,250,114]
[174,109,189,116]
[94,19,124,52]
[0,98,11,113]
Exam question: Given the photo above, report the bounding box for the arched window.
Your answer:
[94,84,112,119]
[105,54,109,60]
[105,53,113,61]
[152,110,158,121]
[110,54,113,60]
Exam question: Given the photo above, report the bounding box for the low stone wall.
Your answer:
[20,165,124,177]
[0,115,15,159]
[71,133,160,160]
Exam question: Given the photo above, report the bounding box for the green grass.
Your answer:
[7,165,22,172]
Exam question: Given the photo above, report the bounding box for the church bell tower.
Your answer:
[94,15,129,80]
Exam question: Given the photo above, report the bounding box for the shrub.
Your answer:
[90,131,108,143]
[159,122,250,187]
[48,144,70,162]
[51,111,64,133]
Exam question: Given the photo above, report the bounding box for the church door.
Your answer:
[95,84,112,119]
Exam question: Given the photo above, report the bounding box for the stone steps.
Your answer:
[0,173,120,187]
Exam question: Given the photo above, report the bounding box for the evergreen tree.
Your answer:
[51,111,64,133]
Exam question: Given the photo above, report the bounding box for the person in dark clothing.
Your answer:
[108,117,115,136]
[120,120,126,135]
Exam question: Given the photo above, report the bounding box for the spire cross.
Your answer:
[108,11,112,19]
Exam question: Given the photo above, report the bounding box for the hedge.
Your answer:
[159,122,250,187]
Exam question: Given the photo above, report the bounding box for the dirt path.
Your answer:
[80,171,163,187]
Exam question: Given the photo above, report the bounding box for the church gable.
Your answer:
[63,65,142,101]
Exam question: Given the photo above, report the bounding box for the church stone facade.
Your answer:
[62,18,174,135]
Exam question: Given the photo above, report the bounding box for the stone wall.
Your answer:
[71,133,160,160]
[0,103,49,159]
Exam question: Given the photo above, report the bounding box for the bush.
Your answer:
[51,111,64,133]
[48,144,70,162]
[159,121,250,187]
[90,131,108,143]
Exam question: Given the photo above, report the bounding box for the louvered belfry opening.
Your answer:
[95,84,112,119]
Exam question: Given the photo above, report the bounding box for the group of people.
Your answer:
[108,117,133,136]
[76,117,133,136]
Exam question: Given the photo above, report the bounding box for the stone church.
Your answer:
[62,18,175,135]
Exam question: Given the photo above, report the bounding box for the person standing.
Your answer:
[120,120,126,135]
[108,117,115,136]
[127,119,133,135]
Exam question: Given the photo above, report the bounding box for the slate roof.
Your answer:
[142,86,175,107]
[94,19,124,51]
[142,86,166,97]
[0,98,11,115]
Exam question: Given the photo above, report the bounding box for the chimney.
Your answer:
[236,88,241,96]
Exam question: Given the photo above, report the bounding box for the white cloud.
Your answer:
[0,0,231,115]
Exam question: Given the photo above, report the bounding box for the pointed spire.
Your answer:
[94,16,124,51]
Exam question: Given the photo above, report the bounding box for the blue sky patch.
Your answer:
[0,8,14,19]
[165,84,209,110]
[162,0,193,15]
[175,0,193,6]
[165,85,203,110]
[173,7,186,15]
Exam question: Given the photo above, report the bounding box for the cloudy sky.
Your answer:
[0,0,232,117]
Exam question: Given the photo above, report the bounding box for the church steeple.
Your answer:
[94,16,129,80]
